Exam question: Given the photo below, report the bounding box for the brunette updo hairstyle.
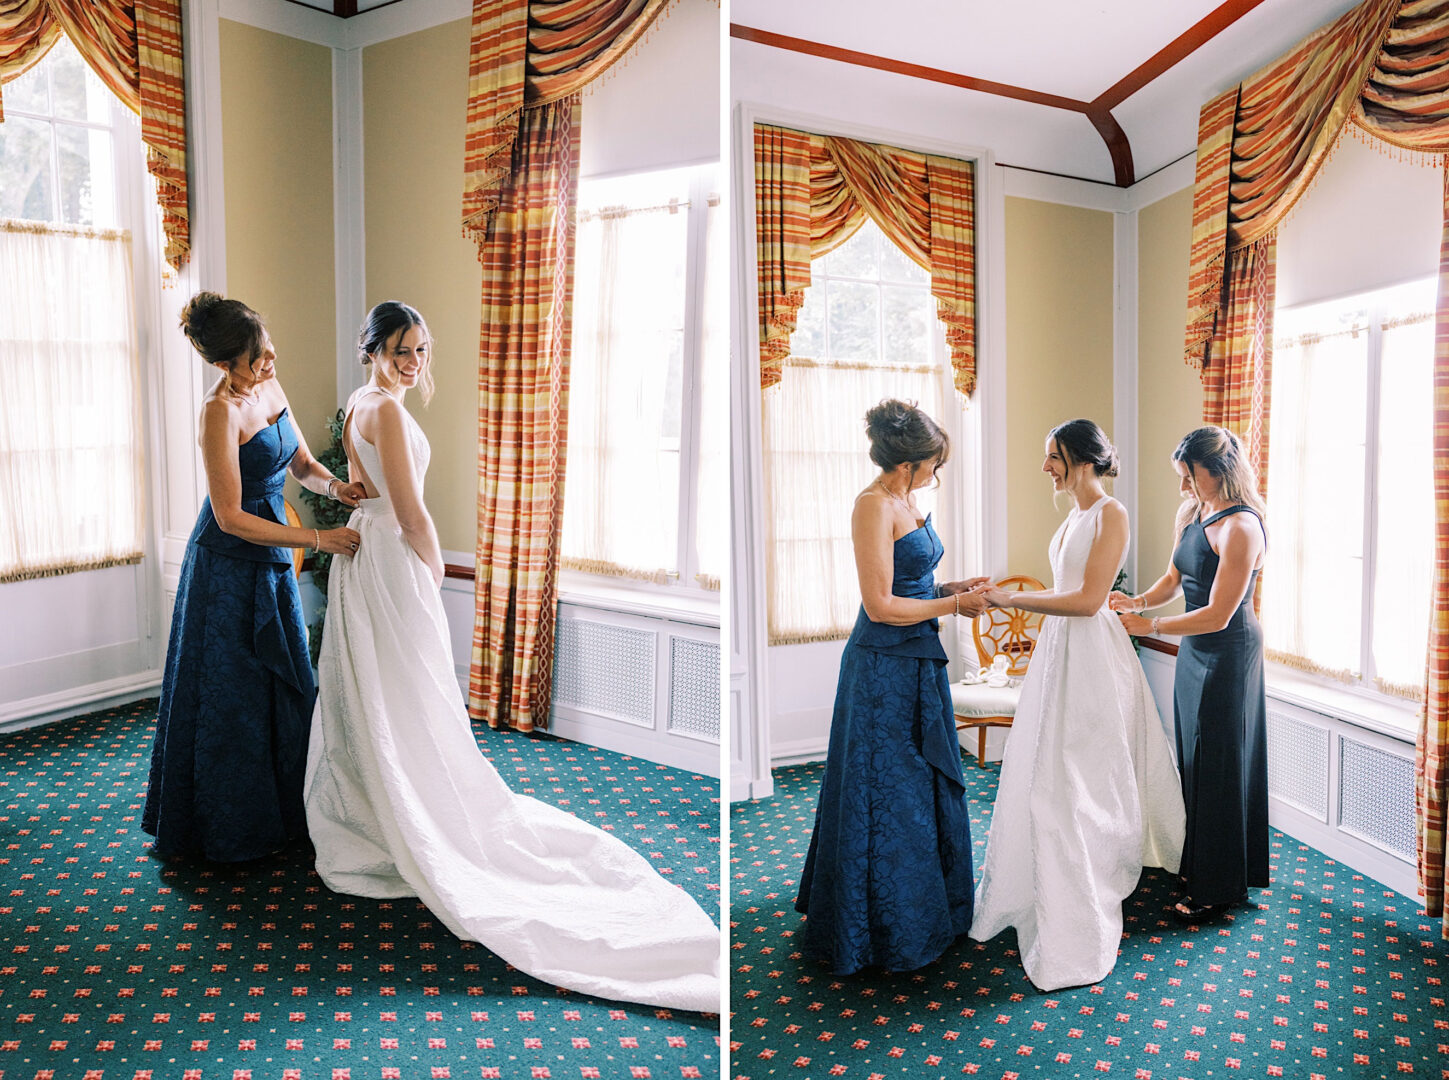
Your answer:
[179,292,267,396]
[358,300,434,405]
[1048,418,1120,480]
[865,399,950,485]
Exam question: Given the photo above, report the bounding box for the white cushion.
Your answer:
[949,680,1020,719]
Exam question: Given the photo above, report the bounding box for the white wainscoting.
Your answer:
[437,562,721,777]
[1137,643,1421,902]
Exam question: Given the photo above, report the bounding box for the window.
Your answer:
[0,37,144,583]
[763,217,961,644]
[1262,277,1436,699]
[564,163,722,592]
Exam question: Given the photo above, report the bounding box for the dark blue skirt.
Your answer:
[141,541,314,861]
[795,635,975,974]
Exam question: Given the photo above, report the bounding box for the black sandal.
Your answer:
[1171,897,1226,923]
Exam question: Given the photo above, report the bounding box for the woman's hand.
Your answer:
[332,480,367,508]
[1108,590,1139,612]
[1116,611,1152,636]
[318,527,362,556]
[955,589,990,618]
[978,586,1011,609]
[940,575,990,595]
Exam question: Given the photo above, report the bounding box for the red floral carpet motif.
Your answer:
[730,759,1446,1079]
[0,699,719,1079]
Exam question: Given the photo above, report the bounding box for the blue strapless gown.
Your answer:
[142,409,315,861]
[795,516,974,974]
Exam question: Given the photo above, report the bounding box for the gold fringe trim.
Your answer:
[581,0,682,99]
[579,197,692,222]
[1265,648,1360,684]
[1375,676,1425,703]
[0,217,131,243]
[784,356,939,375]
[562,555,675,585]
[0,551,143,584]
[769,627,852,646]
[694,573,720,591]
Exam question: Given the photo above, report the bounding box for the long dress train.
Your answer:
[303,391,719,1013]
[969,496,1184,991]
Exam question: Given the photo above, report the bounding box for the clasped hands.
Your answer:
[938,576,1008,616]
[1107,589,1152,635]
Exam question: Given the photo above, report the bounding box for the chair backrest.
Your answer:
[971,574,1047,675]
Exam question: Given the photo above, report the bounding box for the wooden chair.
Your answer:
[283,500,305,579]
[950,574,1046,767]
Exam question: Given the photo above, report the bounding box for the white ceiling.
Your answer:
[731,0,1365,184]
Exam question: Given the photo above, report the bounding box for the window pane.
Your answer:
[0,114,56,221]
[48,37,111,123]
[565,169,691,579]
[879,235,928,285]
[824,222,877,279]
[792,275,826,359]
[3,52,48,114]
[1262,324,1368,675]
[826,281,879,363]
[883,285,933,366]
[56,123,113,225]
[694,195,726,587]
[1373,316,1435,690]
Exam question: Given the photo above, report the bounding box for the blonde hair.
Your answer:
[1172,426,1269,541]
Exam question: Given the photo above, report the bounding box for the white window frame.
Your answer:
[563,161,722,603]
[1268,278,1435,716]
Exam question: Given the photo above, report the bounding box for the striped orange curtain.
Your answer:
[1418,164,1449,930]
[0,0,187,273]
[462,0,673,732]
[754,124,978,396]
[1180,0,1449,931]
[754,124,811,391]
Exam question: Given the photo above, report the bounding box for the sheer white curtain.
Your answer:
[1372,315,1435,695]
[693,196,725,590]
[0,218,143,582]
[763,359,945,644]
[563,201,687,582]
[1262,326,1368,677]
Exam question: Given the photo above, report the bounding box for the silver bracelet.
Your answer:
[1151,616,1161,636]
[326,477,340,499]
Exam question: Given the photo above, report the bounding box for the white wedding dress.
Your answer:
[303,389,720,1013]
[969,495,1184,991]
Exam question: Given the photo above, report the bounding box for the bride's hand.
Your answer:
[940,575,990,595]
[978,586,1010,609]
[1107,590,1137,612]
[333,480,367,509]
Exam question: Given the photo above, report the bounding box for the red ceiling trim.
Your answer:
[732,0,1271,188]
[728,25,1091,114]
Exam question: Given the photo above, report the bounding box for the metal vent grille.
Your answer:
[552,618,655,726]
[1265,710,1330,820]
[668,637,720,742]
[1339,737,1414,862]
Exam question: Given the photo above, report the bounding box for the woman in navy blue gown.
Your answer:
[796,399,989,974]
[142,293,365,861]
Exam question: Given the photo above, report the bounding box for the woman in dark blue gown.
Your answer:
[1113,426,1269,922]
[796,400,989,974]
[142,293,365,861]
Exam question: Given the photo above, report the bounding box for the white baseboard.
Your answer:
[730,773,774,802]
[0,670,162,732]
[1269,796,1421,903]
[546,711,720,778]
[771,736,828,767]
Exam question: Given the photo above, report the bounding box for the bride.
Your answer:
[303,301,720,1013]
[968,419,1184,991]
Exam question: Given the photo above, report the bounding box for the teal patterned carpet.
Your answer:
[0,698,720,1079]
[730,758,1445,1079]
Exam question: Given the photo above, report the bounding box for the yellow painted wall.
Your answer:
[361,19,482,555]
[1136,185,1200,613]
[218,20,337,526]
[1003,197,1116,585]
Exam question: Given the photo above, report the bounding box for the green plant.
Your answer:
[1113,568,1140,653]
[299,409,351,666]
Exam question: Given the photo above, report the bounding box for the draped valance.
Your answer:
[0,0,188,273]
[754,122,977,396]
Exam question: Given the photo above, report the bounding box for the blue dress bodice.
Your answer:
[189,408,298,566]
[846,515,948,660]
